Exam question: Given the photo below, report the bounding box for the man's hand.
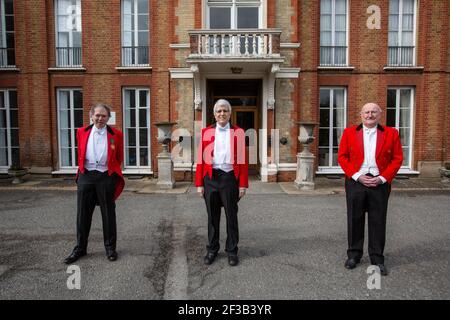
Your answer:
[357,175,382,187]
[239,188,246,199]
[197,186,204,197]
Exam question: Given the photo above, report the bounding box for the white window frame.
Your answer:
[121,0,150,66]
[0,0,15,67]
[205,0,264,29]
[387,87,414,169]
[54,0,82,67]
[318,87,347,172]
[122,87,151,171]
[388,0,417,66]
[56,88,83,169]
[320,0,349,66]
[0,89,18,171]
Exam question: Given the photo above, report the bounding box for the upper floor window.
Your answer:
[55,0,82,67]
[320,0,348,67]
[122,0,149,67]
[206,0,261,29]
[388,0,416,66]
[0,0,15,67]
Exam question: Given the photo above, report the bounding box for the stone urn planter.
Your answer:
[439,162,450,183]
[7,166,28,184]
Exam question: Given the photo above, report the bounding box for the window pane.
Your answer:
[400,89,411,108]
[320,109,330,127]
[399,108,411,127]
[335,15,346,31]
[138,0,149,13]
[60,129,71,147]
[319,128,329,147]
[10,109,18,127]
[0,129,6,147]
[126,90,136,108]
[138,15,148,30]
[321,0,332,14]
[399,128,410,146]
[138,31,148,46]
[237,7,259,28]
[127,128,136,146]
[402,147,410,166]
[333,89,345,108]
[0,147,7,166]
[386,108,396,127]
[320,31,332,46]
[403,0,414,14]
[320,15,332,31]
[125,108,135,127]
[335,0,346,14]
[123,0,132,14]
[318,147,329,166]
[332,148,339,166]
[123,14,133,31]
[139,109,147,127]
[333,129,343,146]
[58,0,72,15]
[139,90,148,107]
[74,110,83,128]
[333,109,345,127]
[139,129,148,146]
[73,32,82,47]
[389,15,399,31]
[0,110,6,128]
[390,0,399,14]
[140,147,148,166]
[8,91,17,108]
[319,90,330,108]
[127,148,137,166]
[61,147,71,166]
[209,7,231,29]
[10,129,19,146]
[57,32,69,47]
[387,89,396,107]
[59,110,70,128]
[73,91,83,108]
[11,147,20,167]
[5,16,14,32]
[388,31,398,46]
[5,0,14,14]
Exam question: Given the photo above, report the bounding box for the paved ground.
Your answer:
[0,175,449,300]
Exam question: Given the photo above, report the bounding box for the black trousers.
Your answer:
[75,170,118,254]
[345,178,391,264]
[203,169,240,256]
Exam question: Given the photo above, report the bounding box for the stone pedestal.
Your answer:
[157,151,175,189]
[295,151,315,190]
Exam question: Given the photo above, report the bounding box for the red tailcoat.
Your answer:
[338,124,403,184]
[76,124,125,201]
[195,124,249,188]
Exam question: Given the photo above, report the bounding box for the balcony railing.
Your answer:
[189,29,281,58]
[388,46,414,67]
[121,46,149,67]
[56,47,82,67]
[320,46,347,67]
[0,47,15,67]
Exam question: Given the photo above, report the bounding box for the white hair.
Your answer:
[213,99,232,113]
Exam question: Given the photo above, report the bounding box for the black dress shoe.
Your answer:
[344,258,360,269]
[228,255,239,267]
[376,264,388,276]
[64,251,87,264]
[107,251,118,261]
[204,252,217,265]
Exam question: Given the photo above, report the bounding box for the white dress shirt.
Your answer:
[213,122,233,172]
[84,125,108,172]
[352,125,386,183]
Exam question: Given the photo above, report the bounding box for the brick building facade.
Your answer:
[0,0,448,181]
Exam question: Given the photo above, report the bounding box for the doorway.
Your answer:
[207,80,261,174]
